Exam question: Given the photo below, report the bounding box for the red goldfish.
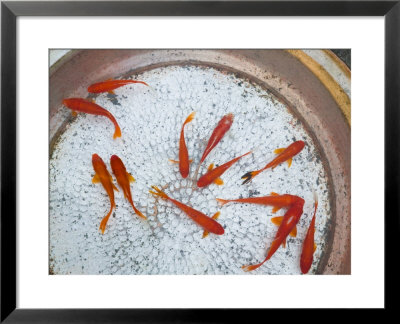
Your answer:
[197,151,251,188]
[110,155,146,220]
[169,112,195,178]
[241,140,305,184]
[149,186,224,235]
[300,192,318,274]
[199,113,234,165]
[242,197,305,272]
[92,154,119,234]
[88,79,149,94]
[62,98,121,139]
[216,192,303,214]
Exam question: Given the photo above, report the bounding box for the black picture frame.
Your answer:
[1,0,398,322]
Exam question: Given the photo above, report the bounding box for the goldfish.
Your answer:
[217,192,303,247]
[197,151,252,188]
[62,98,121,139]
[149,186,224,235]
[300,192,318,274]
[91,154,119,234]
[110,155,146,220]
[169,112,195,178]
[88,79,149,94]
[241,140,305,184]
[199,113,234,165]
[242,197,305,272]
[192,113,234,182]
[216,192,303,214]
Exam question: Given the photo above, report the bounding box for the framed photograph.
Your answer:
[1,0,397,321]
[49,48,351,275]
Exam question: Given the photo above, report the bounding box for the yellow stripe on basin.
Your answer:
[286,49,351,126]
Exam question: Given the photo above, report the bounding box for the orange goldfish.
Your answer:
[88,79,149,94]
[91,154,119,234]
[110,155,146,220]
[62,98,121,139]
[242,197,305,272]
[149,186,224,235]
[241,140,305,184]
[216,192,303,214]
[197,151,252,188]
[300,192,318,274]
[169,112,195,178]
[199,113,234,165]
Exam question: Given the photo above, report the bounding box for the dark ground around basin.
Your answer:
[330,49,351,69]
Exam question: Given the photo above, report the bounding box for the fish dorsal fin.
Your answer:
[274,148,286,154]
[281,238,286,248]
[313,243,317,252]
[271,216,283,226]
[207,163,214,171]
[184,112,196,125]
[128,173,135,183]
[287,158,293,168]
[71,111,78,117]
[108,90,115,95]
[272,206,282,214]
[214,178,224,185]
[168,159,179,164]
[270,192,279,196]
[289,226,297,237]
[92,173,100,183]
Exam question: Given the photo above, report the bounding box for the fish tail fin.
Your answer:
[313,190,319,209]
[149,186,169,200]
[184,112,196,125]
[241,257,268,272]
[216,198,229,206]
[241,170,261,184]
[131,202,147,220]
[241,150,253,158]
[311,190,318,222]
[113,124,122,139]
[132,80,149,87]
[107,112,121,139]
[99,204,114,234]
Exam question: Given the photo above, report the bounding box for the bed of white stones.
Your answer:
[49,65,332,275]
